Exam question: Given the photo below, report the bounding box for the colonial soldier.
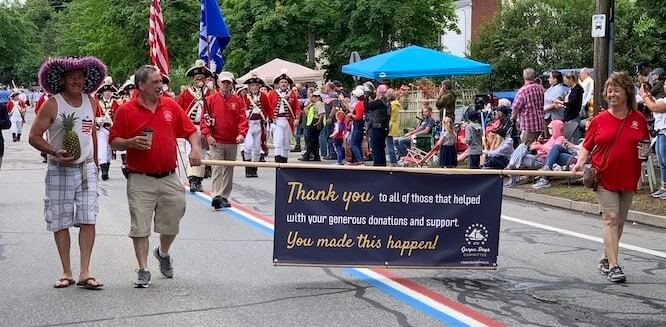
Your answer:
[266,70,300,163]
[241,72,270,177]
[117,76,136,105]
[176,60,213,192]
[7,90,27,142]
[161,74,176,99]
[95,77,118,180]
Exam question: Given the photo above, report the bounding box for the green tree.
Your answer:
[469,0,666,91]
[325,0,457,83]
[0,2,38,84]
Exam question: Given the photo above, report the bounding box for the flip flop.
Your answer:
[76,277,104,290]
[53,278,76,288]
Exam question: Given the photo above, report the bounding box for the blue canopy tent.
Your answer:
[341,45,491,79]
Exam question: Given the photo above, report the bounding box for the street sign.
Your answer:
[591,14,606,38]
[349,51,361,81]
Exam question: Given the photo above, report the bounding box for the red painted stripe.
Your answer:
[371,268,506,327]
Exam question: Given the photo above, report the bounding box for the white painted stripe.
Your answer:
[355,268,488,327]
[501,215,666,259]
[189,190,275,230]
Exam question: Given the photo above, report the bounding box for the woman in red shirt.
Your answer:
[573,72,650,283]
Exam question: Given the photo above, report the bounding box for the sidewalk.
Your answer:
[503,187,666,229]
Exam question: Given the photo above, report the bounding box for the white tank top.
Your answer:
[48,93,95,164]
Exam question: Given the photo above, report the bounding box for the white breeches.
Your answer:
[9,117,22,134]
[243,120,262,161]
[97,128,112,164]
[185,125,206,177]
[272,117,291,157]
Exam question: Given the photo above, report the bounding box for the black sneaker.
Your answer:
[221,197,231,208]
[134,268,151,288]
[607,266,626,283]
[597,258,610,275]
[211,196,223,209]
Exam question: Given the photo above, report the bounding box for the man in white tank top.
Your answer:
[29,56,107,290]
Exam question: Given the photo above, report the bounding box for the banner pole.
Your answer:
[200,159,582,178]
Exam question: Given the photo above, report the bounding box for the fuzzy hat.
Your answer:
[38,56,107,95]
[186,59,213,78]
[273,69,293,85]
[244,71,265,85]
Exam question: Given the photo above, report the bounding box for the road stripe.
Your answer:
[501,215,666,259]
[184,185,502,327]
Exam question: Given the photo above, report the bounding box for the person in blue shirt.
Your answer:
[395,105,435,158]
[0,85,11,104]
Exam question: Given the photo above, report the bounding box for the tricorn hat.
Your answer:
[186,59,213,78]
[273,69,293,85]
[244,71,265,86]
[38,56,107,95]
[118,75,135,94]
[161,74,171,85]
[97,76,118,94]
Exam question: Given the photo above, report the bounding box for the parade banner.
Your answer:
[273,168,503,268]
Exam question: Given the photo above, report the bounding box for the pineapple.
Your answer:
[61,112,81,160]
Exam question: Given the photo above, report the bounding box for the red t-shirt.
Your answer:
[201,93,248,144]
[352,101,364,121]
[109,96,196,174]
[582,110,649,192]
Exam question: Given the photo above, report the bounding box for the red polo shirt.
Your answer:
[201,92,248,144]
[110,96,196,174]
[582,110,649,192]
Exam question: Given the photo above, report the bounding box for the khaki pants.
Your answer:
[210,143,238,199]
[520,131,541,145]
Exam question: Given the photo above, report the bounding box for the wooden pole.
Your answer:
[201,159,582,178]
[593,0,613,115]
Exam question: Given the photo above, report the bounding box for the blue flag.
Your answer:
[198,0,230,73]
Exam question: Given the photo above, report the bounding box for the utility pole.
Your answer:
[592,0,614,114]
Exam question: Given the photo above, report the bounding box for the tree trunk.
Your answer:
[307,31,316,65]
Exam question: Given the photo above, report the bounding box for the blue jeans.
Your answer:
[333,139,344,164]
[484,156,508,169]
[385,136,397,164]
[657,134,666,184]
[319,127,330,157]
[327,123,335,156]
[396,137,411,157]
[351,121,364,163]
[544,144,573,169]
[294,122,304,147]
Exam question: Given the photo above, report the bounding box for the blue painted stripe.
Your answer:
[344,268,470,327]
[187,192,275,236]
[187,190,471,326]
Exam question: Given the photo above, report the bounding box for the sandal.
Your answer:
[76,277,104,290]
[53,278,76,288]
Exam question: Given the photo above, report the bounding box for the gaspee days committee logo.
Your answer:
[461,223,491,257]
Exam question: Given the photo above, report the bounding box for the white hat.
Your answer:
[218,71,235,83]
[352,86,364,98]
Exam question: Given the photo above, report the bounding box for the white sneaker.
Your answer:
[532,178,551,189]
[650,188,666,198]
[552,164,562,171]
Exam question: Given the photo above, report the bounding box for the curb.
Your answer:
[502,188,666,229]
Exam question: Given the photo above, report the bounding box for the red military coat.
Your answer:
[266,89,300,132]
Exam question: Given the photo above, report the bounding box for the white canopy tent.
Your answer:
[237,58,325,84]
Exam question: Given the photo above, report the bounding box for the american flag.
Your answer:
[149,0,170,75]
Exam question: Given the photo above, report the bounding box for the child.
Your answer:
[436,117,457,168]
[483,128,513,169]
[330,110,347,165]
[465,110,483,169]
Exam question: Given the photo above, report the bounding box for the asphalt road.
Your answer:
[1,118,664,327]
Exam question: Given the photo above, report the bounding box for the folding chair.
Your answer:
[401,144,441,168]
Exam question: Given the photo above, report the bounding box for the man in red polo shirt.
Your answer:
[110,65,201,288]
[201,71,248,209]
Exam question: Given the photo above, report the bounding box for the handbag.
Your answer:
[583,118,626,190]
